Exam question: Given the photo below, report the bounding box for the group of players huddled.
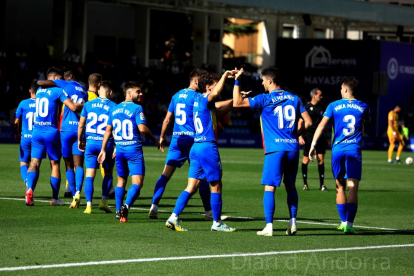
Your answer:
[14,66,370,235]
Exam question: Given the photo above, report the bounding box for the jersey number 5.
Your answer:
[176,103,186,125]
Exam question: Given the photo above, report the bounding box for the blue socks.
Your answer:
[337,204,347,222]
[26,171,37,191]
[199,181,211,212]
[84,177,94,202]
[66,169,76,197]
[75,167,84,193]
[102,175,113,197]
[125,184,141,207]
[172,191,192,216]
[346,203,358,223]
[211,192,222,222]
[115,186,125,212]
[152,175,170,205]
[50,177,61,199]
[286,188,298,219]
[263,191,275,224]
[20,165,28,184]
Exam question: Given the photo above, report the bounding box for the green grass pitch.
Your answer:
[0,144,413,275]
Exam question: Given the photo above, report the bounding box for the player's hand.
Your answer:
[224,69,238,78]
[159,137,166,152]
[97,151,106,164]
[298,136,305,145]
[78,140,86,152]
[155,140,161,151]
[309,146,317,162]
[240,91,252,99]
[234,68,244,80]
[14,134,21,142]
[112,148,116,159]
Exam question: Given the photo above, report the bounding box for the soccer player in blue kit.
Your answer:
[309,77,370,234]
[98,81,160,222]
[38,69,88,208]
[78,81,116,214]
[14,81,38,186]
[25,67,83,206]
[233,67,312,236]
[165,70,237,232]
[149,69,213,220]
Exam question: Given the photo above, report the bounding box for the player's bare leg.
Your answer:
[396,136,405,164]
[336,179,347,230]
[388,136,396,163]
[149,165,176,218]
[257,185,275,236]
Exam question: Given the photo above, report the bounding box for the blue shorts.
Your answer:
[331,149,362,180]
[19,137,32,162]
[61,131,84,158]
[85,140,115,170]
[188,142,222,182]
[115,146,145,177]
[165,136,194,168]
[31,129,61,161]
[261,151,299,186]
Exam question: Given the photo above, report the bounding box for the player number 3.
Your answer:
[343,115,356,136]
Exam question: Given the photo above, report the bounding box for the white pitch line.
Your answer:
[0,244,413,272]
[0,197,403,231]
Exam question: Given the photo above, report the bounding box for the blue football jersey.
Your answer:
[81,97,116,142]
[168,88,197,138]
[34,87,70,132]
[107,101,146,148]
[323,98,370,151]
[15,98,36,138]
[193,93,217,143]
[54,80,88,132]
[248,89,307,154]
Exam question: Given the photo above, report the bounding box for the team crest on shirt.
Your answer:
[140,112,145,120]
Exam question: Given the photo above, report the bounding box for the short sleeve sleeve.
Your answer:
[80,103,87,118]
[168,97,175,113]
[323,103,333,119]
[59,89,70,103]
[107,111,113,126]
[299,98,307,114]
[15,102,23,119]
[135,106,146,125]
[388,111,393,121]
[53,79,68,89]
[248,94,266,110]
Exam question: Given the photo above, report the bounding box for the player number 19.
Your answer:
[274,105,295,129]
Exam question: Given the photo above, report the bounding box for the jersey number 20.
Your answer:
[113,119,133,140]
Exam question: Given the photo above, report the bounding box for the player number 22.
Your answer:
[343,115,356,136]
[176,103,186,125]
[274,105,295,129]
[86,112,108,135]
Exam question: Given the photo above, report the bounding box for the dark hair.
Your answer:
[198,72,218,93]
[123,81,142,96]
[30,80,39,93]
[88,73,102,87]
[341,77,359,94]
[63,67,77,80]
[100,80,113,95]
[46,67,62,78]
[310,88,320,97]
[261,67,281,86]
[189,69,207,81]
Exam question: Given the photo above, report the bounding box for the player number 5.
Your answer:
[176,103,186,125]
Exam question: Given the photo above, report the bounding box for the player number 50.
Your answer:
[113,119,133,140]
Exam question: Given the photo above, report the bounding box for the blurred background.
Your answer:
[1,0,414,150]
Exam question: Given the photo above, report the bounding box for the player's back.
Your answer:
[387,110,399,131]
[169,88,197,139]
[325,98,370,151]
[250,89,306,153]
[193,93,217,143]
[34,87,69,132]
[56,80,88,132]
[82,97,116,142]
[109,101,146,149]
[16,98,36,138]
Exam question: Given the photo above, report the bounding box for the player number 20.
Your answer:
[86,112,108,135]
[343,115,356,136]
[274,105,295,129]
[113,119,133,140]
[176,103,186,125]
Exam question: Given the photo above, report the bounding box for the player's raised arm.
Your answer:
[37,80,57,87]
[138,124,161,151]
[207,70,236,102]
[77,116,86,152]
[215,99,233,117]
[159,111,174,152]
[98,124,113,163]
[233,68,251,108]
[309,116,329,162]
